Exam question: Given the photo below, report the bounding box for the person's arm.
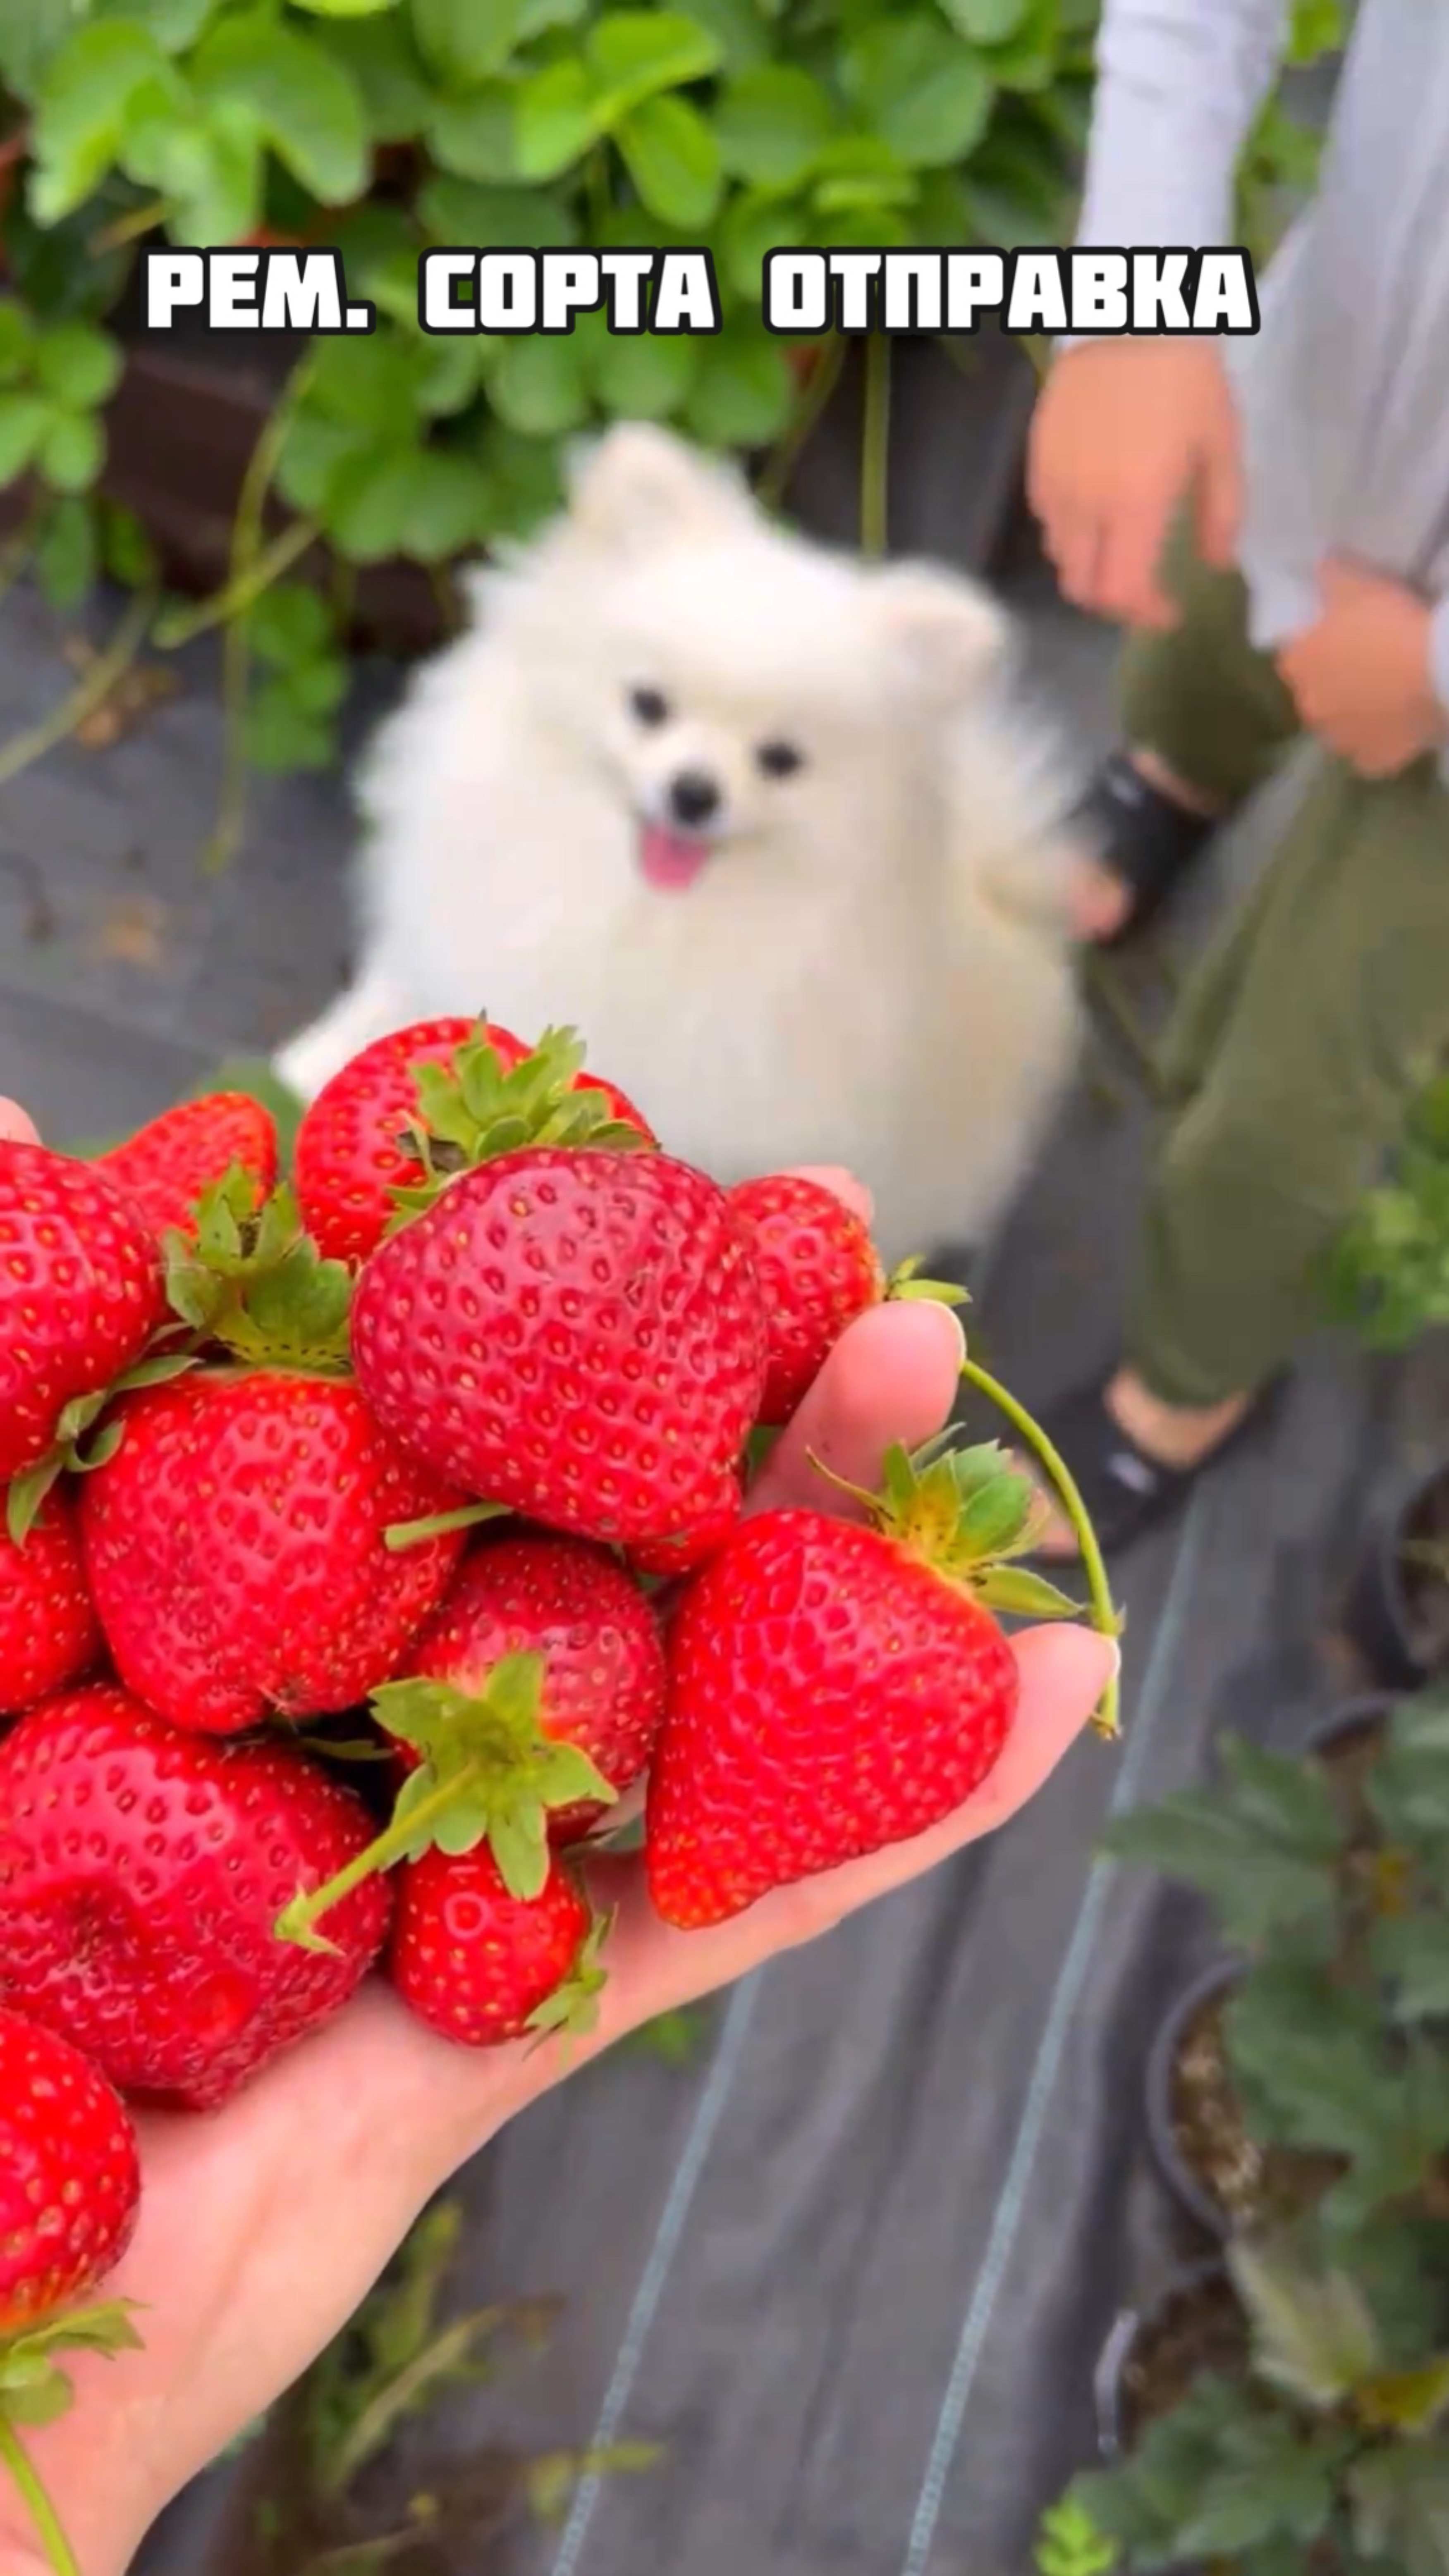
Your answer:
[1076,0,1294,251]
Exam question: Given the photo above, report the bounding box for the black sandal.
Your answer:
[1026,1376,1274,1561]
[1069,751,1228,950]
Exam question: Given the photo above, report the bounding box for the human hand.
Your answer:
[1027,339,1242,630]
[0,1107,1115,2576]
[1274,559,1446,777]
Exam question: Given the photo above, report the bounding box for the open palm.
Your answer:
[0,1114,1116,2576]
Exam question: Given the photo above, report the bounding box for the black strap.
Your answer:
[1069,751,1222,943]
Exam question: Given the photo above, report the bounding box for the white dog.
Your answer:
[276,423,1081,1262]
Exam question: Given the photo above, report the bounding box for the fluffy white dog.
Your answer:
[276,423,1081,1262]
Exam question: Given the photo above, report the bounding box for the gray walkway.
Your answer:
[0,546,1410,2576]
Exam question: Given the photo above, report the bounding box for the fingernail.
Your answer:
[925,1299,967,1369]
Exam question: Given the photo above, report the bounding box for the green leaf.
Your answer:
[127,103,264,247]
[248,582,335,669]
[973,1565,1084,1620]
[714,64,835,188]
[311,12,433,138]
[0,304,35,386]
[839,14,996,170]
[30,19,181,221]
[1229,2238,1382,2408]
[512,60,603,179]
[428,78,519,178]
[292,0,403,15]
[672,0,766,75]
[35,494,97,609]
[244,682,336,773]
[38,407,102,492]
[617,93,722,227]
[937,0,1030,34]
[683,321,793,446]
[810,131,916,213]
[719,189,807,301]
[88,0,216,44]
[419,172,576,248]
[410,0,524,86]
[588,318,701,420]
[1218,1733,1344,1859]
[324,446,425,559]
[587,7,723,105]
[191,12,370,204]
[33,322,121,411]
[307,331,423,441]
[0,392,53,487]
[490,329,591,437]
[395,447,494,559]
[1372,1912,1449,2022]
[1350,2443,1449,2576]
[276,409,366,514]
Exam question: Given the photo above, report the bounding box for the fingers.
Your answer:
[1192,437,1242,573]
[750,1296,965,1516]
[1090,485,1180,630]
[0,1099,38,1144]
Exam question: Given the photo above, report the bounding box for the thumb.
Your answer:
[1193,430,1242,571]
[0,1100,38,1144]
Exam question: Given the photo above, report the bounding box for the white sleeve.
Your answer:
[1075,0,1294,250]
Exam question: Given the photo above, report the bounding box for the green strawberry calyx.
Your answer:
[387,1018,654,1228]
[884,1255,969,1311]
[5,1343,196,1548]
[164,1166,354,1374]
[525,1905,613,2056]
[274,1651,617,1951]
[819,1437,1088,1625]
[0,2301,143,2576]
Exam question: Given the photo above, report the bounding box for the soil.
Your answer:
[1169,1987,1342,2232]
[1117,2271,1249,2449]
[1396,1471,1449,1674]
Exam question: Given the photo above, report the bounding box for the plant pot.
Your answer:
[1094,2258,1245,2464]
[1344,1462,1449,1691]
[1145,1959,1347,2242]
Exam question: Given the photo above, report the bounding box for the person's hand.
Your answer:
[1027,339,1242,631]
[1274,559,1447,777]
[0,1105,1116,2576]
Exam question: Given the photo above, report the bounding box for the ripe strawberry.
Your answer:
[646,1442,1080,1929]
[99,1092,279,1242]
[0,1141,165,1498]
[726,1174,964,1426]
[352,1147,766,1551]
[294,1017,656,1266]
[0,1485,99,1716]
[0,1686,392,2108]
[78,1371,467,1734]
[390,1843,604,2048]
[0,2005,140,2332]
[277,1533,665,1947]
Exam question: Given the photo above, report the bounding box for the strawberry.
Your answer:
[294,1017,656,1266]
[0,1141,166,1506]
[0,2005,139,2333]
[275,1533,665,1947]
[78,1371,467,1734]
[99,1092,279,1242]
[0,1686,392,2108]
[0,1485,99,1716]
[0,2006,143,2576]
[352,1146,767,1552]
[646,1441,1083,1929]
[389,1843,605,2048]
[726,1174,964,1426]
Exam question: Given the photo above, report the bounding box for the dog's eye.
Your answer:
[629,685,671,728]
[756,739,804,780]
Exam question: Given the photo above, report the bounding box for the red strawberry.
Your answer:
[78,1371,467,1735]
[0,1485,99,1716]
[277,1533,665,1947]
[99,1093,279,1242]
[0,1141,165,1496]
[0,1686,392,2108]
[646,1442,1074,1929]
[0,2005,140,2332]
[294,1017,656,1267]
[727,1175,965,1426]
[390,1843,603,2048]
[352,1147,766,1553]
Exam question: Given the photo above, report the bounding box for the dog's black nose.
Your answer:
[668,769,720,830]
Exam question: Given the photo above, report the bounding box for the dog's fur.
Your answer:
[276,424,1081,1261]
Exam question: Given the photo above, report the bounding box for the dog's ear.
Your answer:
[873,563,1013,705]
[567,423,753,551]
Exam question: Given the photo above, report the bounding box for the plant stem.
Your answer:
[859,332,892,559]
[277,1762,480,1944]
[958,1356,1122,1738]
[202,600,250,876]
[757,337,847,513]
[195,370,309,871]
[88,195,175,254]
[0,584,156,790]
[0,2415,82,2576]
[155,519,318,650]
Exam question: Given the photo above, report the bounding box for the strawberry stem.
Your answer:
[278,1765,469,1950]
[384,1500,509,1552]
[957,1356,1121,1738]
[0,2414,81,2576]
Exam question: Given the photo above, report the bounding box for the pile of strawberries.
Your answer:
[0,1013,1103,2572]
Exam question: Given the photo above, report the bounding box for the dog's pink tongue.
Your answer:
[639,823,710,890]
